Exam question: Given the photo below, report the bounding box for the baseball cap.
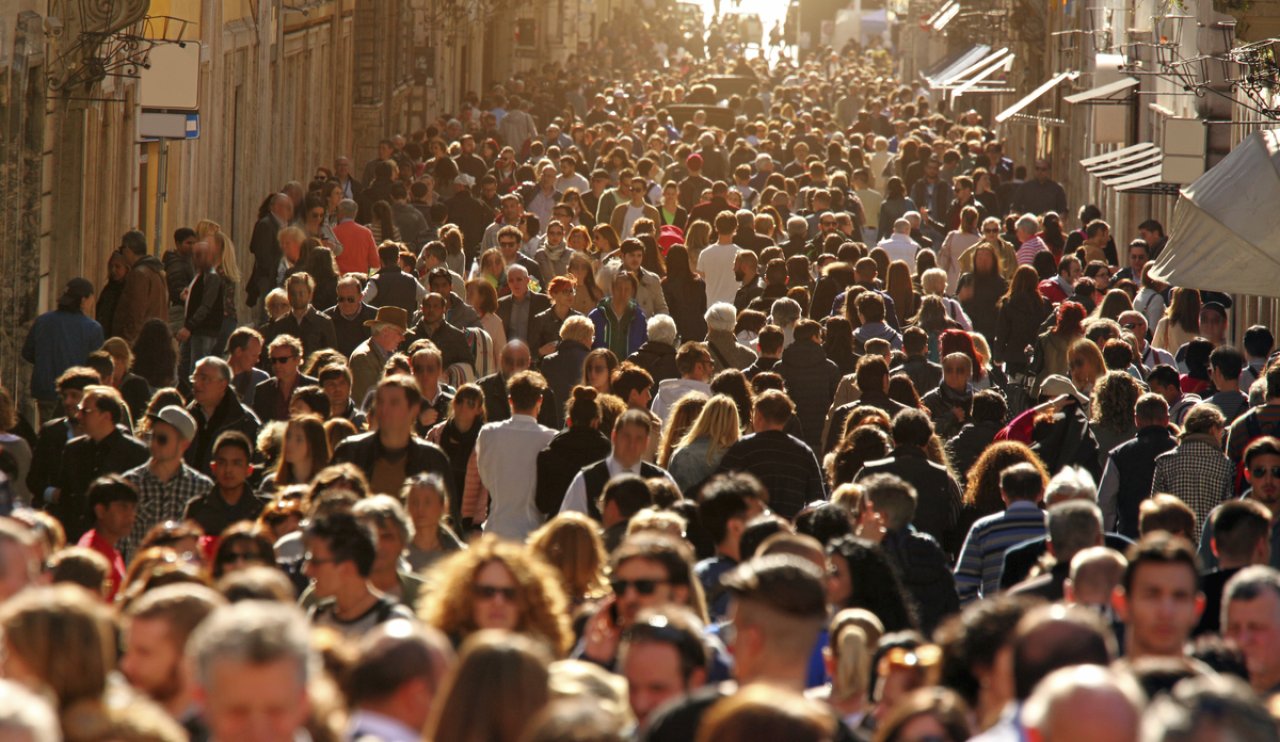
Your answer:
[1038,375,1089,407]
[147,405,197,441]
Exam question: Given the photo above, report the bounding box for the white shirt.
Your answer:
[477,414,557,541]
[698,240,743,306]
[651,378,712,423]
[556,172,589,195]
[876,233,921,267]
[560,455,677,515]
[621,203,647,238]
[346,710,419,742]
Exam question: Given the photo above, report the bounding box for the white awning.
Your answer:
[949,50,1015,96]
[927,0,961,31]
[995,70,1080,123]
[1081,143,1166,191]
[1063,76,1139,104]
[922,45,992,89]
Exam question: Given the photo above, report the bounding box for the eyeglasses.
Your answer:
[472,584,518,601]
[303,552,335,566]
[270,355,296,365]
[1253,466,1280,479]
[610,578,669,596]
[982,227,1000,233]
[820,220,835,227]
[1121,322,1139,330]
[499,240,518,247]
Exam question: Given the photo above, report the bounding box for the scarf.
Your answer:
[936,382,974,411]
[544,242,566,263]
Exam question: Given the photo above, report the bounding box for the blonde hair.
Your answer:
[528,513,610,604]
[209,230,242,284]
[677,394,742,464]
[626,507,687,539]
[657,392,709,468]
[425,631,552,742]
[0,585,114,710]
[828,612,877,702]
[101,336,134,371]
[920,268,948,297]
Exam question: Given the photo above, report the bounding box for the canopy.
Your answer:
[1149,128,1280,297]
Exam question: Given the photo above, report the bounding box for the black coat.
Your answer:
[628,341,680,386]
[535,426,612,516]
[252,374,318,424]
[661,275,708,343]
[857,447,963,557]
[541,340,592,409]
[477,373,562,429]
[945,420,1004,487]
[323,303,378,358]
[403,319,474,371]
[1109,425,1178,538]
[880,527,960,635]
[260,309,338,361]
[51,427,149,541]
[994,294,1054,372]
[333,432,455,498]
[186,393,262,475]
[777,341,841,453]
[247,214,282,305]
[26,418,73,499]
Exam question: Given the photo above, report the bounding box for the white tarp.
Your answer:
[1149,128,1280,297]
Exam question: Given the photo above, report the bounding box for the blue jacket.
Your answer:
[590,300,647,358]
[21,309,103,400]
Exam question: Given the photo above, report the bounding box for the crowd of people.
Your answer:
[5,3,1280,741]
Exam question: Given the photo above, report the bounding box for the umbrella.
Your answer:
[1149,128,1280,298]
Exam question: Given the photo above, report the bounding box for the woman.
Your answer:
[972,168,1001,217]
[1134,262,1169,333]
[1039,211,1067,262]
[472,247,507,288]
[994,265,1054,382]
[130,318,179,390]
[534,387,612,518]
[1153,286,1200,352]
[425,631,552,742]
[209,523,276,579]
[568,253,605,315]
[259,415,330,495]
[823,317,859,375]
[664,394,742,495]
[959,243,1006,343]
[684,220,713,265]
[1032,301,1087,388]
[96,251,129,338]
[582,348,619,395]
[302,246,339,311]
[301,194,340,252]
[910,296,961,362]
[402,472,465,571]
[937,206,981,293]
[565,224,592,257]
[530,276,580,358]
[420,536,573,654]
[814,609,881,731]
[466,278,505,372]
[885,260,918,320]
[101,336,152,424]
[0,385,32,505]
[1068,337,1106,396]
[877,177,916,241]
[658,181,689,228]
[873,687,973,742]
[826,425,891,489]
[257,492,303,543]
[562,189,596,230]
[1090,371,1141,469]
[919,268,972,331]
[528,512,610,609]
[535,222,575,281]
[656,393,709,471]
[1093,288,1133,322]
[826,535,918,632]
[591,224,622,260]
[369,200,401,244]
[957,441,1048,534]
[427,384,485,528]
[440,224,468,278]
[661,244,708,343]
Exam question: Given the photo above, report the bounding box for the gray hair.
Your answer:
[196,355,233,384]
[1044,465,1097,506]
[353,493,415,544]
[1141,674,1275,742]
[1047,500,1102,564]
[188,601,316,692]
[0,679,58,742]
[506,263,530,279]
[338,199,359,219]
[900,213,920,229]
[1016,213,1040,235]
[787,216,809,237]
[704,302,738,333]
[646,314,678,346]
[769,297,802,327]
[562,315,596,345]
[1223,565,1280,625]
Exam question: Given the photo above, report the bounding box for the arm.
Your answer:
[648,275,669,315]
[1098,456,1120,531]
[185,273,222,329]
[462,449,488,523]
[952,524,984,604]
[559,472,590,514]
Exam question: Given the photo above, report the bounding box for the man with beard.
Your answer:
[121,584,226,737]
[1200,436,1280,571]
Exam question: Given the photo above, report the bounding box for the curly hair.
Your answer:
[961,441,1049,517]
[418,535,572,656]
[1090,370,1142,432]
[528,513,610,605]
[827,536,918,633]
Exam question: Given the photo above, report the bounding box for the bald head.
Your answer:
[500,340,532,376]
[1023,665,1143,742]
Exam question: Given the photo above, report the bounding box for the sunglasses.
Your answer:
[983,228,1000,233]
[270,355,295,365]
[610,578,668,596]
[338,296,360,303]
[1253,466,1280,479]
[472,584,518,601]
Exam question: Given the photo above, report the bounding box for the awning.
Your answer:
[926,0,961,31]
[949,49,1016,96]
[995,70,1080,123]
[1063,76,1139,105]
[922,44,992,89]
[1080,142,1165,191]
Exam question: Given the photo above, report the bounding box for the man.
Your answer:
[1099,393,1176,538]
[677,154,712,211]
[497,265,551,344]
[112,230,169,341]
[718,390,826,520]
[1151,403,1233,540]
[324,275,379,357]
[1148,364,1201,428]
[591,272,648,360]
[875,218,921,267]
[345,622,455,742]
[642,556,835,742]
[651,342,713,423]
[404,290,476,371]
[857,408,963,555]
[408,344,453,433]
[733,209,772,253]
[1014,213,1048,265]
[333,199,380,275]
[77,474,138,600]
[823,355,911,455]
[598,238,668,319]
[253,335,317,424]
[732,251,763,312]
[1197,499,1272,635]
[544,316,598,404]
[610,176,661,238]
[697,211,743,306]
[909,158,953,236]
[695,474,768,620]
[920,352,975,440]
[247,194,293,309]
[1113,238,1149,285]
[777,320,841,453]
[1010,500,1104,602]
[389,183,429,250]
[1112,532,1204,661]
[334,155,362,200]
[954,463,1047,604]
[894,327,943,399]
[1202,437,1280,573]
[121,405,213,560]
[1021,665,1143,742]
[1228,366,1280,477]
[226,327,269,406]
[480,194,524,252]
[1138,218,1168,259]
[184,432,267,537]
[561,409,675,520]
[362,139,396,184]
[163,227,197,327]
[21,278,103,421]
[122,584,224,733]
[188,601,315,742]
[302,512,415,636]
[318,364,365,428]
[523,163,561,231]
[417,242,464,298]
[1038,256,1081,305]
[261,272,338,361]
[26,367,101,500]
[1223,565,1280,695]
[1206,345,1250,423]
[176,239,227,372]
[349,307,409,407]
[477,340,559,428]
[363,242,427,316]
[556,154,589,194]
[743,324,784,380]
[1075,220,1112,266]
[52,385,148,541]
[426,267,480,330]
[620,607,710,732]
[1117,310,1174,372]
[333,375,454,497]
[495,224,544,285]
[1014,158,1068,216]
[477,371,558,541]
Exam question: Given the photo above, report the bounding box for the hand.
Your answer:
[952,406,967,422]
[180,287,190,302]
[855,507,887,544]
[582,596,622,663]
[175,328,191,342]
[419,408,440,428]
[539,341,557,357]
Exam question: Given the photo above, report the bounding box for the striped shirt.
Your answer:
[1016,236,1048,265]
[954,500,1046,604]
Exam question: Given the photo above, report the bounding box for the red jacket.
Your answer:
[1037,277,1068,305]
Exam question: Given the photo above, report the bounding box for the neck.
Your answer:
[161,684,196,721]
[368,565,400,593]
[149,457,182,480]
[277,373,298,392]
[413,526,441,550]
[230,356,254,374]
[379,428,411,449]
[292,307,309,321]
[218,483,246,505]
[89,426,114,443]
[1126,637,1183,663]
[742,656,809,691]
[290,461,313,483]
[334,580,378,617]
[717,540,740,562]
